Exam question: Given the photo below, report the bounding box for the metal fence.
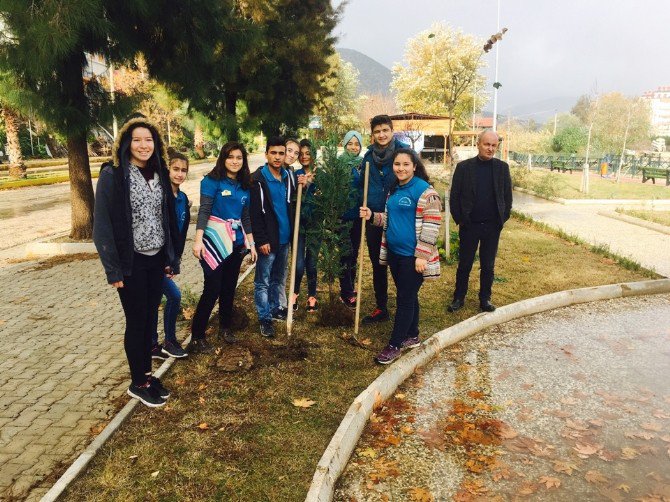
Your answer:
[509,151,670,177]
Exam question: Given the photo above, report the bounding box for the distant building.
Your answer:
[642,86,670,136]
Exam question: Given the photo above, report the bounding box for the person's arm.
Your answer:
[359,207,386,228]
[93,168,124,286]
[449,163,464,225]
[503,162,513,223]
[241,203,257,262]
[193,194,214,259]
[415,189,442,272]
[249,180,270,255]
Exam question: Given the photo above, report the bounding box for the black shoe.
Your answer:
[447,299,465,313]
[480,301,497,312]
[260,321,275,338]
[147,375,170,399]
[220,328,237,344]
[362,308,390,324]
[151,344,167,360]
[162,341,188,359]
[127,383,166,408]
[187,337,214,354]
[271,307,288,322]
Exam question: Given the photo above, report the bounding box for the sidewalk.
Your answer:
[0,228,205,501]
[513,191,670,277]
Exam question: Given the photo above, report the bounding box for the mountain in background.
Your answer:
[497,96,579,126]
[338,48,393,96]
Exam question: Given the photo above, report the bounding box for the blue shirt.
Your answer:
[174,190,188,233]
[200,174,250,244]
[262,165,290,245]
[385,176,430,257]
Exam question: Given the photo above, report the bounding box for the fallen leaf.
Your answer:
[175,378,186,386]
[553,460,579,475]
[401,426,414,434]
[625,430,655,440]
[539,476,561,489]
[150,470,160,478]
[617,484,630,493]
[566,419,590,431]
[384,435,401,446]
[359,338,372,346]
[574,443,600,457]
[620,447,640,460]
[358,448,377,459]
[660,435,670,443]
[408,487,434,502]
[199,396,206,405]
[585,470,608,484]
[292,398,316,408]
[395,393,406,400]
[517,481,539,496]
[641,422,663,432]
[197,422,209,430]
[198,383,207,391]
[598,449,618,462]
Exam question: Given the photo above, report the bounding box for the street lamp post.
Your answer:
[492,0,501,131]
[483,2,507,132]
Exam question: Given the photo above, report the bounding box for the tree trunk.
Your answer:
[1,105,26,179]
[194,123,205,159]
[68,132,95,239]
[45,134,66,158]
[225,91,240,141]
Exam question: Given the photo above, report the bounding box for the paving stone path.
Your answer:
[513,191,670,277]
[0,229,206,501]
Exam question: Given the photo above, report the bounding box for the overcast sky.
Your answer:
[335,0,670,115]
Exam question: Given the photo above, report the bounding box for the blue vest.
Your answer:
[386,177,430,257]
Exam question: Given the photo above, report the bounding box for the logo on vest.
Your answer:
[398,196,412,207]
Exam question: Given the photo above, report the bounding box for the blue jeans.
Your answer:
[294,233,319,297]
[254,243,290,322]
[151,276,181,346]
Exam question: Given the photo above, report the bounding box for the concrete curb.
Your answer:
[305,278,670,502]
[513,186,670,207]
[598,210,670,236]
[40,262,256,502]
[25,242,97,259]
[24,215,200,259]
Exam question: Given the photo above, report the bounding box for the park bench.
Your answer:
[641,167,670,186]
[549,159,573,174]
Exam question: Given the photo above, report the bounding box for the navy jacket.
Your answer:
[357,139,407,212]
[449,156,513,228]
[249,166,298,251]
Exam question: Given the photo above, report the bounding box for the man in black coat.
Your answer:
[448,130,512,313]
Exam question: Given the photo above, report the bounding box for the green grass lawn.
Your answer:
[616,208,670,227]
[61,215,657,502]
[512,168,670,200]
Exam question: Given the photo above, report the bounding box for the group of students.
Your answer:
[93,114,444,408]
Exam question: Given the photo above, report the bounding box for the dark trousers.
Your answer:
[339,218,361,299]
[294,232,319,297]
[454,221,501,303]
[388,251,423,348]
[191,245,245,339]
[366,223,388,310]
[117,252,165,385]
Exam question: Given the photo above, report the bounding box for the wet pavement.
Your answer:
[335,294,670,501]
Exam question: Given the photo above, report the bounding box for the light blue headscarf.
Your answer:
[342,130,364,156]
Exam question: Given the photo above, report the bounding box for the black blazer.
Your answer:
[449,156,513,227]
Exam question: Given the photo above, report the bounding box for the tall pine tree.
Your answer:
[0,1,229,238]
